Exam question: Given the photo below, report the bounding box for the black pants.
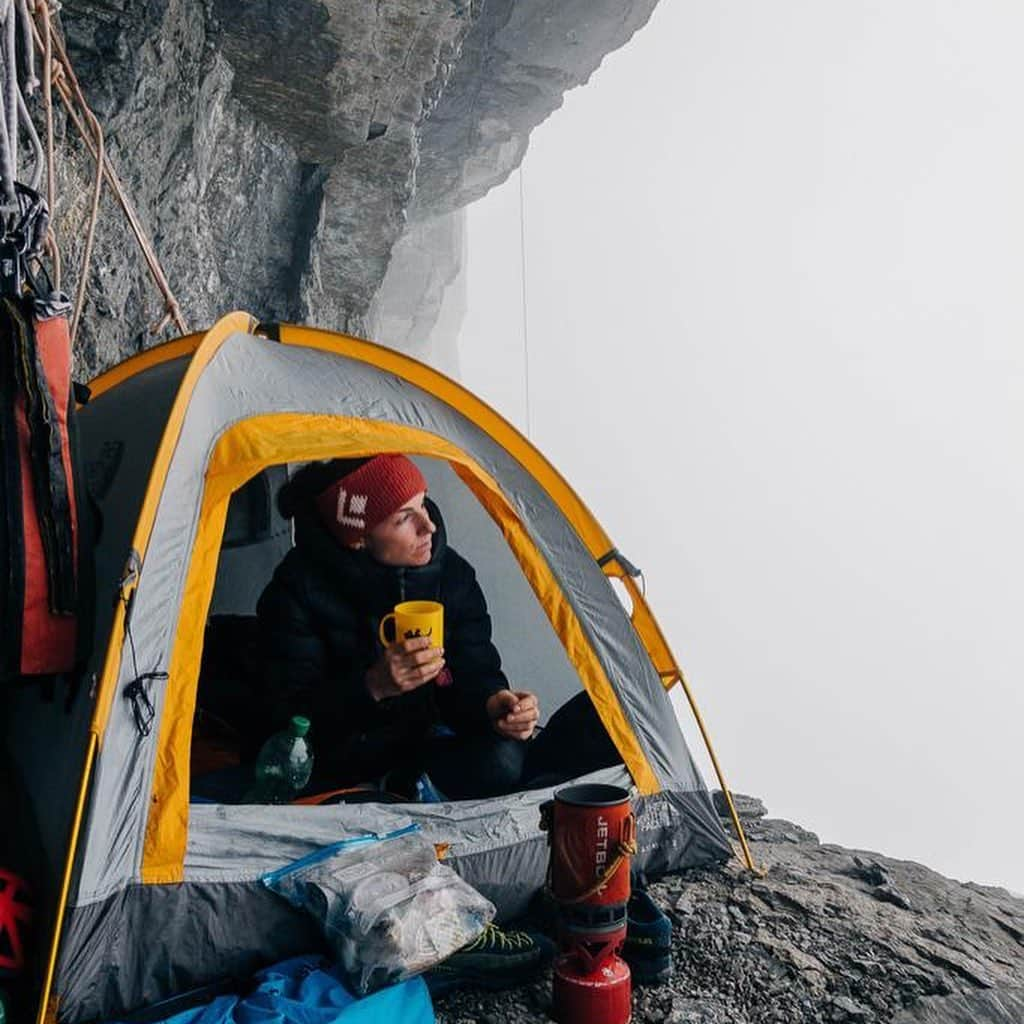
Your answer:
[192,692,623,804]
[424,692,622,800]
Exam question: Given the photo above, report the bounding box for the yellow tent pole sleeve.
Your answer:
[673,667,761,874]
[141,413,660,882]
[35,731,99,1024]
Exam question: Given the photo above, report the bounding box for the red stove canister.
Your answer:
[553,952,632,1024]
[556,917,628,973]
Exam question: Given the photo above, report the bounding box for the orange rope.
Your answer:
[28,4,188,338]
[56,59,104,347]
[43,231,59,290]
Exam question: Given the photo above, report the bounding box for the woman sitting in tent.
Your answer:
[256,454,619,799]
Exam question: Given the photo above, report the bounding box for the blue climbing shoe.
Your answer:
[622,888,673,985]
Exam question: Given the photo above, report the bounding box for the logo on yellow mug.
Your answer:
[379,600,444,649]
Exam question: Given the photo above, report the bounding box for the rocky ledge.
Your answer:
[435,796,1024,1024]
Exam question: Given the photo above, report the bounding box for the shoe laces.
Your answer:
[464,922,535,952]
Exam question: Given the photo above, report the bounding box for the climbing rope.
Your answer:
[33,11,104,345]
[0,0,189,342]
[518,164,532,438]
[0,0,43,203]
[27,2,188,340]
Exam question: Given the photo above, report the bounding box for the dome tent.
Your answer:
[9,312,733,1023]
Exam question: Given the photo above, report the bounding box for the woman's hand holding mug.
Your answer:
[368,599,445,700]
[366,636,445,700]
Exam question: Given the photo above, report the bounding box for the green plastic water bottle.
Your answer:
[244,716,314,804]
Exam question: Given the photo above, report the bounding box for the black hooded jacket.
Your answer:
[255,494,509,787]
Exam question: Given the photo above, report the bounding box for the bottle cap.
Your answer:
[289,715,311,738]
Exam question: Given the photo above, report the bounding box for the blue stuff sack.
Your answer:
[106,954,433,1024]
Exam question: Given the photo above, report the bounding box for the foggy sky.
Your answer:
[454,2,1024,891]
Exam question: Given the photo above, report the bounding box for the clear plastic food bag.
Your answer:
[262,825,495,994]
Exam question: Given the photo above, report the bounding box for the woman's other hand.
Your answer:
[366,637,445,701]
[486,690,540,740]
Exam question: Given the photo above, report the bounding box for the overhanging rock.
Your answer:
[58,0,660,370]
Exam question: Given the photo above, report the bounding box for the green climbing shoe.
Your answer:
[424,922,555,995]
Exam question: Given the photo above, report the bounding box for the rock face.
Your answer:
[434,797,1024,1024]
[49,0,660,377]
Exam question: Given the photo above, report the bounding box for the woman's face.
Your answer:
[364,491,436,567]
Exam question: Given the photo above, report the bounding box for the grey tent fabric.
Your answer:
[84,357,192,661]
[18,326,734,1023]
[58,771,725,1022]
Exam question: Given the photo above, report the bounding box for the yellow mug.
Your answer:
[379,600,444,649]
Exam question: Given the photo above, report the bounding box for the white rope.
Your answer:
[518,165,532,438]
[0,0,44,209]
[0,0,17,205]
[15,0,36,95]
[4,0,19,191]
[0,54,15,206]
[17,86,42,191]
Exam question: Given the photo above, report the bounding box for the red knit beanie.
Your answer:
[315,455,428,546]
